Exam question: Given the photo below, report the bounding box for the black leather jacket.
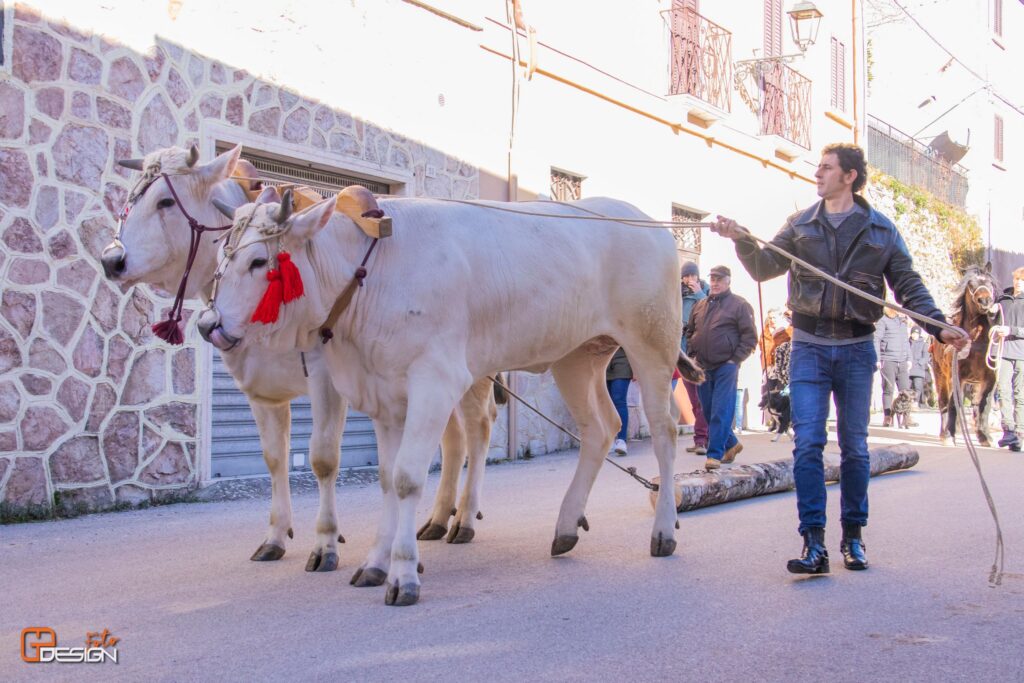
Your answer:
[734,195,946,339]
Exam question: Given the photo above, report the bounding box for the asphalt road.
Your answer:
[2,419,1023,682]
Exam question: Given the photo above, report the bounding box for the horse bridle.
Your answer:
[116,165,234,344]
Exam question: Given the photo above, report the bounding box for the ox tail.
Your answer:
[492,372,509,405]
[677,352,705,385]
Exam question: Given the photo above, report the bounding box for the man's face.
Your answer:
[1015,277,1024,295]
[814,152,856,200]
[709,274,729,295]
[681,273,700,291]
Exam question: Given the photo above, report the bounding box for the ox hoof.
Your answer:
[417,521,448,541]
[977,434,993,447]
[446,522,475,544]
[305,549,339,573]
[337,534,346,544]
[418,562,424,574]
[578,516,589,532]
[350,566,388,587]
[551,535,579,556]
[250,543,286,562]
[385,581,420,607]
[476,511,484,520]
[651,533,677,557]
[287,527,294,539]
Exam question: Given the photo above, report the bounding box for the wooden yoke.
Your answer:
[335,185,392,239]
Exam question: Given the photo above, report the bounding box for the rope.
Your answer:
[985,304,1005,373]
[486,375,660,492]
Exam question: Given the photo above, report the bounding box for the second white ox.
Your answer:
[198,189,703,606]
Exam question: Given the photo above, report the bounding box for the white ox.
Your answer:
[100,145,502,573]
[198,189,703,606]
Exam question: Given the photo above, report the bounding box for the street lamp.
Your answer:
[787,1,824,53]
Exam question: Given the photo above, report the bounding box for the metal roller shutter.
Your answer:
[208,147,386,478]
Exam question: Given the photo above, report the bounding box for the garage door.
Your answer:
[209,149,389,478]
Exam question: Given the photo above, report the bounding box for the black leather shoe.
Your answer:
[787,527,829,574]
[840,522,868,570]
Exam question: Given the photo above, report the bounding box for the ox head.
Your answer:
[101,144,243,296]
[197,189,337,353]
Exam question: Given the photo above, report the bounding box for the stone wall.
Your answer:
[0,3,480,520]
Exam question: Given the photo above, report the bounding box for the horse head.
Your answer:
[958,262,1000,323]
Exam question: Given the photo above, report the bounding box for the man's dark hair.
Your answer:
[821,143,867,193]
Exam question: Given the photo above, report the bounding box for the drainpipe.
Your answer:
[852,0,860,144]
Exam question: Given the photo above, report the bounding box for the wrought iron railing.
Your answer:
[758,61,811,149]
[866,115,968,208]
[668,7,732,112]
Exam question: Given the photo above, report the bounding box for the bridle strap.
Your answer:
[151,173,234,342]
[319,235,380,343]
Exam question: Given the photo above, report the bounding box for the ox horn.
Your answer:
[212,199,236,219]
[117,158,145,171]
[275,188,293,225]
[186,144,200,167]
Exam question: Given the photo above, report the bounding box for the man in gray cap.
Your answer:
[680,261,709,454]
[684,265,758,470]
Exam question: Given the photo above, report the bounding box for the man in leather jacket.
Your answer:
[711,143,969,575]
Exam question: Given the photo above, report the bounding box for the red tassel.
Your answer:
[152,318,185,345]
[278,251,304,303]
[251,268,284,324]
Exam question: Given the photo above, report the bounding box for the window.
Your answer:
[994,114,1004,162]
[671,204,706,255]
[830,36,846,112]
[550,168,583,201]
[993,0,1003,36]
[763,0,783,57]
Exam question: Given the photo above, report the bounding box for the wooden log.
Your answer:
[650,444,920,513]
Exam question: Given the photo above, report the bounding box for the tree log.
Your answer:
[650,444,920,513]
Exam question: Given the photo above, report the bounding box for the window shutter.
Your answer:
[830,37,838,109]
[838,39,846,111]
[994,0,1003,36]
[995,115,1004,162]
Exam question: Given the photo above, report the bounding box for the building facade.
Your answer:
[866,0,1023,285]
[0,0,866,517]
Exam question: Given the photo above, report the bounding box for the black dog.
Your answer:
[761,376,791,441]
[891,389,916,429]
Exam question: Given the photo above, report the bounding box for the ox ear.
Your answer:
[288,197,335,242]
[255,185,281,205]
[984,261,993,274]
[197,145,241,184]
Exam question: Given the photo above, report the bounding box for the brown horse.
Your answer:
[929,264,1000,446]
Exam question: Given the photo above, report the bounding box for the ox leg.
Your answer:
[249,401,292,561]
[417,411,465,541]
[351,422,400,588]
[448,378,498,544]
[630,354,680,557]
[305,365,348,573]
[549,348,618,556]
[387,378,469,606]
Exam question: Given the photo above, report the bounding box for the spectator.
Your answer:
[684,265,757,470]
[712,142,968,575]
[908,326,930,408]
[994,267,1024,452]
[680,261,709,455]
[606,347,632,456]
[875,308,911,427]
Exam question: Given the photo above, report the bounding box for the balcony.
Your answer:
[867,115,968,208]
[758,61,812,152]
[667,7,732,123]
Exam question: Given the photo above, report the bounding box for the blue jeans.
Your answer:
[696,362,739,461]
[607,379,630,441]
[790,340,877,534]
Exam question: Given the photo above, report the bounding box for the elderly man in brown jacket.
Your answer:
[684,265,758,470]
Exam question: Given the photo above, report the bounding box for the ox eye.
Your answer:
[249,258,268,272]
[157,198,176,209]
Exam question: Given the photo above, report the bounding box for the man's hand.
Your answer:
[711,215,751,241]
[992,325,1011,339]
[939,326,970,352]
